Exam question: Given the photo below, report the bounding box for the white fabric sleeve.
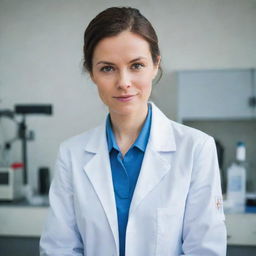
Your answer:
[181,136,227,256]
[39,144,84,256]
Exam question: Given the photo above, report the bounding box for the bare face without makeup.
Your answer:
[90,30,160,117]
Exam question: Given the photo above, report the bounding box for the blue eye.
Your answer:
[100,66,114,72]
[131,63,144,70]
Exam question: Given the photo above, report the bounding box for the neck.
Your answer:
[109,104,149,145]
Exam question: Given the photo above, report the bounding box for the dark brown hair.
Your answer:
[83,7,162,78]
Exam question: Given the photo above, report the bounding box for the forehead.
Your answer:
[93,31,151,63]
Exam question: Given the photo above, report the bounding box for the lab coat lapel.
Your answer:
[82,124,119,254]
[129,103,176,216]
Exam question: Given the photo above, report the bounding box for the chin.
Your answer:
[109,103,141,116]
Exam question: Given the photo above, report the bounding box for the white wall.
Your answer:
[0,0,256,190]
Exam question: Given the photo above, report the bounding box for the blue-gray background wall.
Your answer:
[0,0,256,194]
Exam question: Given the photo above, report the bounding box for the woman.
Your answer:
[40,7,226,256]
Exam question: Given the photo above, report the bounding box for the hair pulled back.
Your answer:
[83,7,161,75]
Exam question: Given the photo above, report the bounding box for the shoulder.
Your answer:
[170,119,211,144]
[59,124,104,153]
[169,119,216,160]
[150,102,215,153]
[151,102,213,146]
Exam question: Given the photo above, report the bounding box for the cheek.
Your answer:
[97,85,109,99]
[94,75,114,90]
[93,76,109,92]
[134,73,153,94]
[94,82,108,101]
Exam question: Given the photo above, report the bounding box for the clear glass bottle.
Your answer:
[226,142,246,213]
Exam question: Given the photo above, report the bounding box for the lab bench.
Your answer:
[0,203,255,245]
[0,201,48,256]
[226,213,256,246]
[0,204,48,237]
[0,203,256,256]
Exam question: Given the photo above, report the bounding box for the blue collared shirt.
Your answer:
[106,104,152,256]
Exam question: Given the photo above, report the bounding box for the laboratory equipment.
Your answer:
[15,104,52,184]
[0,104,53,202]
[38,167,50,195]
[0,164,24,200]
[226,142,247,213]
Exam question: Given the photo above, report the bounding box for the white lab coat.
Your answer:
[40,102,227,256]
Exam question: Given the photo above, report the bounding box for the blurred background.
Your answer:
[0,0,255,255]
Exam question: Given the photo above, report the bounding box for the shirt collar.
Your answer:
[106,115,119,152]
[106,103,152,153]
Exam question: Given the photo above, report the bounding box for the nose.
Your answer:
[116,70,131,90]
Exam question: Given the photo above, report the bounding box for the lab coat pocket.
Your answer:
[155,207,182,256]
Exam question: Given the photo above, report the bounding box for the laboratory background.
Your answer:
[0,0,256,255]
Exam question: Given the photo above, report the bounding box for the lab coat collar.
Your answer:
[128,102,177,217]
[83,123,119,255]
[148,101,176,152]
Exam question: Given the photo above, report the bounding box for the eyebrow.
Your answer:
[96,57,147,65]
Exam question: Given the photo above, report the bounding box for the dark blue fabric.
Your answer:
[106,104,152,256]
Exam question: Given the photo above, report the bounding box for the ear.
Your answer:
[156,55,161,68]
[90,71,95,84]
[153,55,161,79]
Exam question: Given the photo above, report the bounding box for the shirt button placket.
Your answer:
[117,152,130,199]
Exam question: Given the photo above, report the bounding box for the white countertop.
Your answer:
[0,204,48,237]
[0,203,256,246]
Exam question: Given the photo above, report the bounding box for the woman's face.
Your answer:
[90,30,160,116]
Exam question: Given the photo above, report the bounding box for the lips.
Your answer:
[114,94,136,102]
